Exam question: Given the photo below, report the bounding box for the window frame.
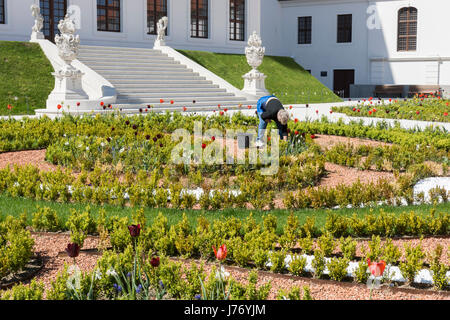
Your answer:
[298,16,312,45]
[229,0,245,41]
[0,0,6,24]
[337,14,352,43]
[191,0,209,39]
[147,0,168,35]
[97,0,121,33]
[397,7,417,52]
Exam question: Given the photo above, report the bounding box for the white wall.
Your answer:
[279,0,450,89]
[1,0,449,87]
[0,0,262,53]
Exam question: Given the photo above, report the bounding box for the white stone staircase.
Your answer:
[77,45,257,113]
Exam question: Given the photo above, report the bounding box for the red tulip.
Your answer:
[220,111,224,116]
[100,101,104,106]
[367,259,386,277]
[310,134,316,139]
[7,104,12,110]
[211,136,216,141]
[416,111,420,115]
[170,100,174,104]
[128,224,141,237]
[201,143,207,149]
[183,106,187,111]
[150,256,160,268]
[294,118,298,123]
[294,130,299,135]
[247,105,252,109]
[329,110,333,114]
[218,104,221,108]
[352,107,356,112]
[289,105,293,109]
[368,111,372,115]
[315,110,319,114]
[357,109,360,112]
[76,102,80,106]
[212,244,227,261]
[224,108,228,112]
[57,104,62,110]
[444,112,448,116]
[65,243,80,258]
[160,99,165,103]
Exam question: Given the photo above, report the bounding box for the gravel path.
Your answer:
[14,233,448,300]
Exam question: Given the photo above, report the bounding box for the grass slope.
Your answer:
[0,41,53,115]
[178,50,341,104]
[0,194,447,235]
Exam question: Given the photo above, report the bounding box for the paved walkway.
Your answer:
[190,101,450,131]
[1,101,449,131]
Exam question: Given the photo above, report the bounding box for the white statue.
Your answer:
[47,13,88,111]
[154,16,168,48]
[30,4,44,41]
[242,31,269,96]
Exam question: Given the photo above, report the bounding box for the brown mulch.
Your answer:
[8,233,448,300]
[318,163,395,188]
[0,149,57,172]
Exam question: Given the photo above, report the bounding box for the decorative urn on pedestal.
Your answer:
[242,31,269,96]
[47,14,88,111]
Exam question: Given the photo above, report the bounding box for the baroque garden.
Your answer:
[0,1,449,302]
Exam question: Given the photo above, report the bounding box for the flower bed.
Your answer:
[331,96,450,123]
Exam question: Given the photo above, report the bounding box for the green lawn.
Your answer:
[0,41,54,116]
[178,50,341,104]
[0,194,447,235]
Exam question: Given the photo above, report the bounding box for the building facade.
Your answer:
[1,0,449,97]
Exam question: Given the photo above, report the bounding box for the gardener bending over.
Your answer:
[255,95,289,148]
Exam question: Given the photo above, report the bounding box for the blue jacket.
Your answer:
[256,95,276,113]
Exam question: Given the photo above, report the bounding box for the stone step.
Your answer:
[113,83,219,89]
[105,75,207,81]
[96,70,200,76]
[78,51,167,59]
[116,96,246,104]
[117,92,236,100]
[78,58,180,65]
[116,87,226,94]
[109,79,214,85]
[80,45,161,53]
[90,65,191,72]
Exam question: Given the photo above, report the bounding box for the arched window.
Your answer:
[0,0,5,24]
[397,7,417,51]
[147,0,167,35]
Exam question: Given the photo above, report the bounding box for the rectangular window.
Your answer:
[298,16,312,44]
[0,0,5,24]
[147,0,167,35]
[230,0,245,41]
[97,0,121,32]
[191,0,208,38]
[397,7,417,51]
[337,14,352,43]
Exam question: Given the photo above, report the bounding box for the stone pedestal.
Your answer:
[30,31,45,42]
[242,69,269,96]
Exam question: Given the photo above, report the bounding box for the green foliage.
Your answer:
[32,206,61,232]
[269,250,286,273]
[288,254,307,276]
[399,242,425,284]
[0,280,44,300]
[317,232,336,257]
[312,249,326,279]
[66,207,96,247]
[429,245,449,290]
[339,236,357,260]
[327,257,349,281]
